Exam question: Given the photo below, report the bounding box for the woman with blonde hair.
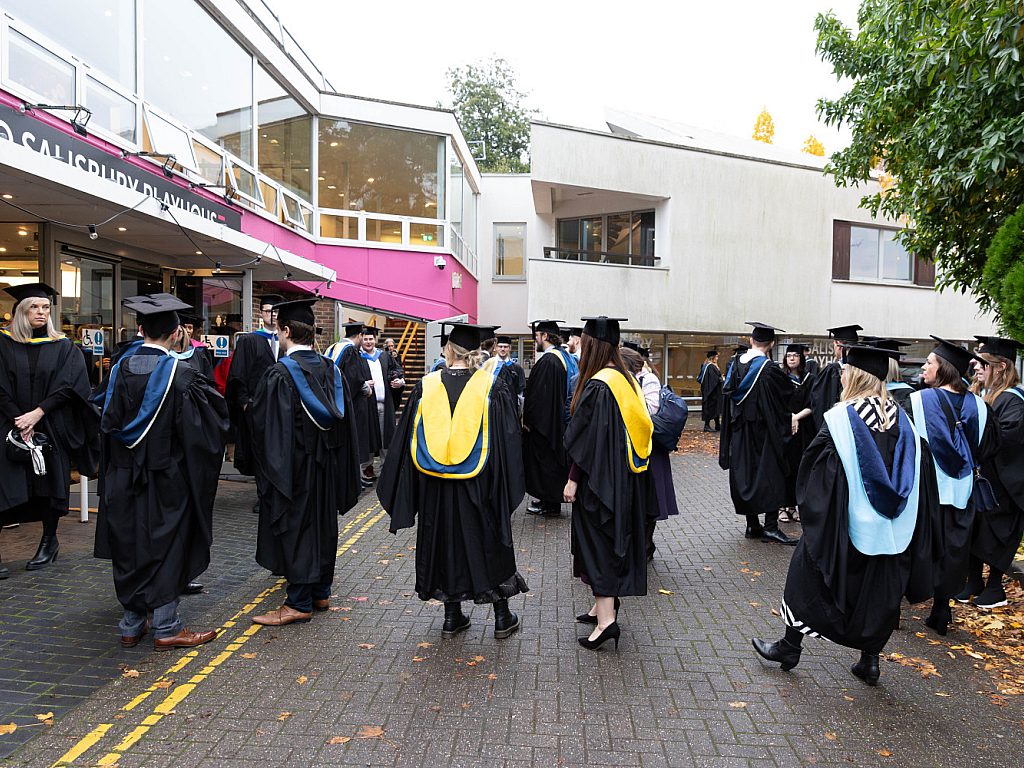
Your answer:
[752,345,937,685]
[0,284,98,576]
[956,336,1024,608]
[379,323,527,640]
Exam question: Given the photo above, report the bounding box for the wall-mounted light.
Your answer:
[88,225,98,240]
[20,103,91,136]
[121,150,177,178]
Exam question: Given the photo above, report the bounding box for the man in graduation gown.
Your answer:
[250,299,360,626]
[522,320,578,516]
[698,349,723,432]
[326,322,374,489]
[95,294,228,650]
[493,335,526,411]
[360,326,403,480]
[809,324,862,430]
[175,312,214,380]
[718,322,799,544]
[226,294,282,478]
[563,326,582,361]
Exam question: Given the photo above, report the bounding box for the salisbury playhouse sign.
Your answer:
[0,101,241,230]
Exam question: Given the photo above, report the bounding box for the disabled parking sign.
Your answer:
[80,328,104,355]
[201,334,231,358]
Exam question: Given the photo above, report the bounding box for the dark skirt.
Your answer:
[650,448,678,521]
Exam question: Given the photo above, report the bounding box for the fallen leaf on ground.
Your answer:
[416,642,432,648]
[351,596,369,602]
[472,655,485,662]
[771,608,781,617]
[153,681,172,689]
[877,748,893,757]
[824,732,836,742]
[487,673,498,681]
[356,725,384,738]
[327,736,351,744]
[378,559,389,565]
[461,702,471,709]
[658,589,673,595]
[241,652,257,659]
[749,602,761,608]
[121,668,140,679]
[886,653,941,678]
[412,656,427,662]
[0,723,15,735]
[728,701,747,709]
[842,695,854,702]
[277,712,292,721]
[296,676,308,685]
[357,643,375,650]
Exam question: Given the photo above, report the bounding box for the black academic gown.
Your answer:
[783,415,939,653]
[180,345,214,380]
[905,391,1000,597]
[718,355,793,517]
[565,377,655,597]
[330,342,372,464]
[378,369,528,603]
[699,363,723,421]
[226,332,276,475]
[522,351,569,504]
[95,348,229,613]
[388,352,405,411]
[809,360,843,431]
[0,332,99,524]
[782,372,814,507]
[972,390,1024,572]
[252,349,360,585]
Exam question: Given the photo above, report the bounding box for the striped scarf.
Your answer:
[848,396,899,432]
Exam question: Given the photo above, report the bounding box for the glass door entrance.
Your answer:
[59,250,114,386]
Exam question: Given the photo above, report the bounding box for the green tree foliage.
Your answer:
[982,204,1024,339]
[815,1,1024,323]
[446,59,533,173]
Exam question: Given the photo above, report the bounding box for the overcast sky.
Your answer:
[274,0,861,153]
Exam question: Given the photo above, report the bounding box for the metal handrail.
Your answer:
[542,246,660,267]
[449,226,479,276]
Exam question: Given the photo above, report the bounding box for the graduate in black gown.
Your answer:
[250,299,361,626]
[809,324,862,431]
[906,337,1000,636]
[95,294,228,650]
[718,322,799,545]
[326,322,374,489]
[379,323,527,639]
[170,314,214,379]
[697,350,723,432]
[780,343,814,521]
[360,326,403,472]
[0,283,99,576]
[958,336,1024,609]
[564,317,655,651]
[523,319,578,516]
[492,335,526,412]
[226,294,281,477]
[752,344,938,685]
[862,337,915,409]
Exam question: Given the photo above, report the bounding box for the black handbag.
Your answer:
[5,429,51,476]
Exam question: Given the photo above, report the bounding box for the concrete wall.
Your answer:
[526,123,996,339]
[475,174,533,335]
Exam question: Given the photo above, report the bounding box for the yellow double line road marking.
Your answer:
[53,501,386,767]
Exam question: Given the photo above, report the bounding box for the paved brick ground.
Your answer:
[2,452,1023,767]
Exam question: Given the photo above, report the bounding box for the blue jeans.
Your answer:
[285,582,331,613]
[119,599,182,640]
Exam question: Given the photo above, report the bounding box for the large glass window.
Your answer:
[6,28,75,103]
[849,225,913,282]
[85,76,136,142]
[553,210,657,265]
[142,0,253,163]
[3,0,136,89]
[494,223,525,280]
[256,65,311,201]
[0,223,42,324]
[318,119,442,218]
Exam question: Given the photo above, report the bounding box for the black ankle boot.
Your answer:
[493,599,520,639]
[751,637,802,671]
[851,652,880,685]
[26,535,59,571]
[442,601,471,638]
[0,553,8,580]
[924,602,952,636]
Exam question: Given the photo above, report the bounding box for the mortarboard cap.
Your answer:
[258,294,284,308]
[861,336,912,353]
[273,298,316,327]
[930,335,986,377]
[4,282,58,309]
[446,323,490,351]
[582,316,626,345]
[531,319,563,336]
[342,321,365,337]
[746,321,783,343]
[827,324,862,342]
[566,326,582,338]
[362,325,378,337]
[706,349,719,359]
[974,335,1023,362]
[638,346,651,360]
[785,343,808,355]
[496,335,512,345]
[622,341,641,352]
[479,325,499,343]
[842,344,902,380]
[733,343,750,354]
[123,293,191,338]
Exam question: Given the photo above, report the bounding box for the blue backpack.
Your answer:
[651,384,689,452]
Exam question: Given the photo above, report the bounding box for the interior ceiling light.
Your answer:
[0,248,6,253]
[1,194,12,200]
[326,184,336,189]
[195,250,203,255]
[117,226,127,232]
[367,177,374,183]
[329,141,338,147]
[17,230,28,236]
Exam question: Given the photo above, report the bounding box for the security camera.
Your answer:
[433,254,447,270]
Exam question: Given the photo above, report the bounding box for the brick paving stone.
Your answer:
[1,451,1023,767]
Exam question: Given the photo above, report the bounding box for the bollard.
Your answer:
[80,475,89,523]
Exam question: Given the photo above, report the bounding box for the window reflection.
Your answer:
[86,76,136,142]
[318,118,442,218]
[7,29,75,103]
[494,223,525,279]
[256,65,311,201]
[142,0,253,163]
[3,0,136,89]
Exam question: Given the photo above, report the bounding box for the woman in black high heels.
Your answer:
[563,317,655,650]
[752,345,938,685]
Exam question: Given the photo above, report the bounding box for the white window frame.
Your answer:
[189,132,227,187]
[82,69,140,149]
[225,156,265,209]
[493,222,527,282]
[849,224,914,284]
[141,103,198,172]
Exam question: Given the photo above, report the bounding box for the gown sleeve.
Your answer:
[523,354,566,449]
[178,369,230,529]
[251,366,296,511]
[378,381,422,533]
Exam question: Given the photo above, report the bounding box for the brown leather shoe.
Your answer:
[120,620,151,648]
[154,627,217,651]
[251,605,312,626]
[312,598,330,612]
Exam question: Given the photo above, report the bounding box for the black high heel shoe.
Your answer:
[751,637,801,671]
[578,621,620,650]
[576,597,620,624]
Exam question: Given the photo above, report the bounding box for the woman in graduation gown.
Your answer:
[780,343,814,522]
[378,323,527,639]
[564,317,655,651]
[0,283,99,576]
[957,336,1024,609]
[752,345,938,685]
[697,350,722,432]
[905,337,1000,635]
